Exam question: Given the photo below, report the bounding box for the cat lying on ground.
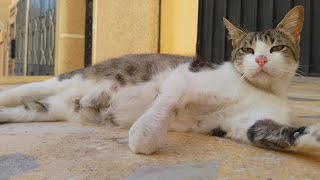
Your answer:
[0,6,319,154]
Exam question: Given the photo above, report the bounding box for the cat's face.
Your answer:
[224,6,304,88]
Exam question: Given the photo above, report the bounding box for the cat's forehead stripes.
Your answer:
[240,30,285,47]
[233,29,300,62]
[239,30,298,49]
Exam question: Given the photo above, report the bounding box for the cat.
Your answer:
[0,5,319,154]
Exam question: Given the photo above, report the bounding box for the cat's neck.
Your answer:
[248,74,293,98]
[270,75,293,98]
[225,63,293,98]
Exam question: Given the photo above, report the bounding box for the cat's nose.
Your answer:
[255,55,268,67]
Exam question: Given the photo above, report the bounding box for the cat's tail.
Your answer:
[0,77,73,107]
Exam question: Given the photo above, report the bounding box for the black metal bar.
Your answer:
[241,0,258,32]
[211,0,227,64]
[293,0,311,74]
[225,0,242,61]
[310,0,320,74]
[258,0,274,30]
[84,0,93,67]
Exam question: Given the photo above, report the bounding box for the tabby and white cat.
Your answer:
[0,6,319,154]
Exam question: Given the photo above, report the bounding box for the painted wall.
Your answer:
[0,0,11,27]
[92,0,160,63]
[160,0,199,55]
[55,0,86,75]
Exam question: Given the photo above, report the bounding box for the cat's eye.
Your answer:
[270,45,285,53]
[241,48,254,54]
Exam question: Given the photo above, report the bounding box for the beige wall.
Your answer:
[55,0,86,75]
[160,0,198,55]
[0,0,11,25]
[0,32,6,75]
[92,0,160,63]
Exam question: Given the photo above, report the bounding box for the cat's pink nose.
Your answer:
[255,55,268,67]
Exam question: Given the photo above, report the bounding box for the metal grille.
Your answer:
[27,0,55,75]
[15,0,27,75]
[197,0,320,76]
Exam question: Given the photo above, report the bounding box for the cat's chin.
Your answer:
[246,72,273,90]
[247,70,272,81]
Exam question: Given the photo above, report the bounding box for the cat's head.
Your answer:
[224,6,304,93]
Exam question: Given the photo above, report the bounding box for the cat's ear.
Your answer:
[223,18,245,47]
[276,5,304,43]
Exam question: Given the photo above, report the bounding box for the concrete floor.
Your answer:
[0,77,320,179]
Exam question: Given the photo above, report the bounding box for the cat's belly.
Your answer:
[169,100,238,134]
[168,94,291,134]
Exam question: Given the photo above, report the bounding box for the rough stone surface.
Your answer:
[0,123,90,135]
[0,153,38,180]
[127,161,220,180]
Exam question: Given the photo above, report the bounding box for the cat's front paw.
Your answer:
[295,125,320,151]
[128,120,168,154]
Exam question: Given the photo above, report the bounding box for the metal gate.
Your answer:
[27,0,55,75]
[15,0,27,75]
[197,0,320,76]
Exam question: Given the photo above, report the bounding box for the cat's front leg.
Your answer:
[128,73,187,154]
[226,118,320,152]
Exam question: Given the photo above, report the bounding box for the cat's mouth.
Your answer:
[257,70,270,76]
[249,69,272,80]
[251,68,271,76]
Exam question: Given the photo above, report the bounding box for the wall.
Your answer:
[0,32,6,75]
[55,0,86,75]
[0,0,11,27]
[92,0,160,63]
[160,0,199,55]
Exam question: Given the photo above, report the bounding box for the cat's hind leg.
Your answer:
[78,80,116,109]
[0,77,74,107]
[0,94,74,123]
[73,80,117,125]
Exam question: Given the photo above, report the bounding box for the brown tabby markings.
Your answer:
[24,101,49,112]
[247,120,306,150]
[188,57,217,73]
[126,65,136,76]
[58,69,85,81]
[115,74,126,86]
[59,54,194,86]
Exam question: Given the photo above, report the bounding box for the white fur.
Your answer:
[126,62,294,154]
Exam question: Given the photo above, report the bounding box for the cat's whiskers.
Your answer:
[267,64,305,77]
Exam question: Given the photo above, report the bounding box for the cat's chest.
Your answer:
[182,93,238,115]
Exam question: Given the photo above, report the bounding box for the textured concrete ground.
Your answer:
[0,77,319,179]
